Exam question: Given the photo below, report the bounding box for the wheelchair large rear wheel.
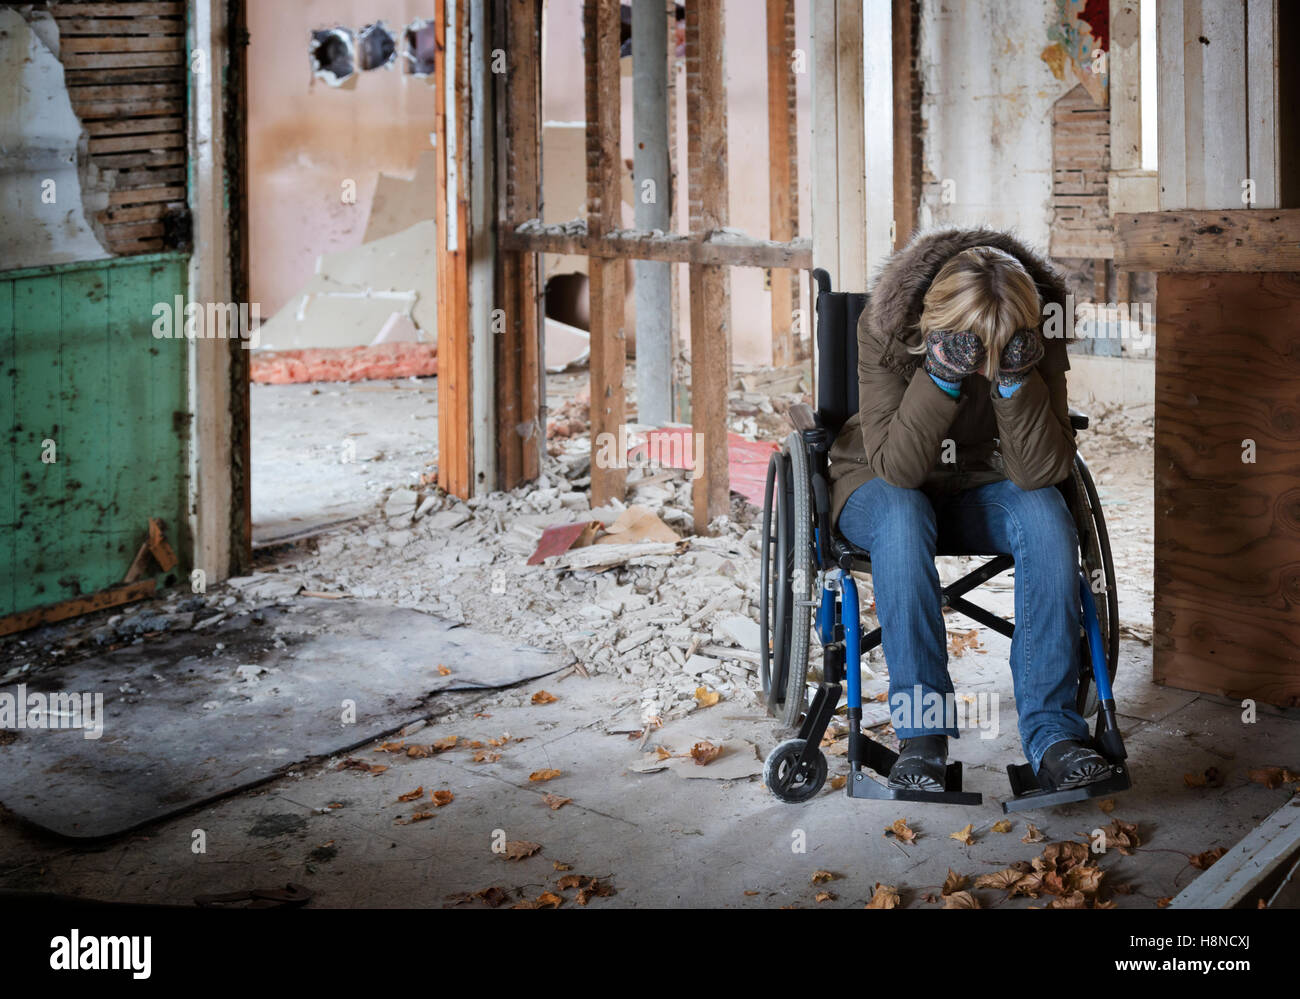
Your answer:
[1070,453,1120,717]
[759,433,815,728]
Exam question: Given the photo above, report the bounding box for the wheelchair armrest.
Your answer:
[787,402,819,432]
[1068,407,1089,431]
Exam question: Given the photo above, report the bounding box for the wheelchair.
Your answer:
[759,269,1131,813]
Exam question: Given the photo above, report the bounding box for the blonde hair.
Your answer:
[908,246,1042,381]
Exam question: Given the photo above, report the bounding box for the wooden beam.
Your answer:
[435,0,473,498]
[585,0,626,507]
[686,0,731,531]
[891,0,920,246]
[0,581,156,638]
[498,0,544,489]
[500,225,811,267]
[1171,797,1300,908]
[767,0,799,368]
[1113,209,1300,271]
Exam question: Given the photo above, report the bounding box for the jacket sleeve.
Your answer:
[857,324,960,490]
[989,366,1076,489]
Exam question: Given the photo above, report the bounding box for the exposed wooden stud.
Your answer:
[435,0,473,498]
[833,0,866,290]
[686,0,731,530]
[766,0,799,369]
[891,0,920,247]
[498,0,544,489]
[585,0,626,507]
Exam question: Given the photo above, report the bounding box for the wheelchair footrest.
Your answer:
[847,765,983,805]
[1001,761,1132,814]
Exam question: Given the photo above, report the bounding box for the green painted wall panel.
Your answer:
[0,253,190,617]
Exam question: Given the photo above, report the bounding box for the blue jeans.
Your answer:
[838,476,1089,770]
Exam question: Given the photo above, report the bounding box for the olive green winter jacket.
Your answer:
[828,226,1077,526]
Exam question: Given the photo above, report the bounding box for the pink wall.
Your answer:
[247,1,439,318]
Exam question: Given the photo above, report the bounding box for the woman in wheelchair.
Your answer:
[827,232,1112,794]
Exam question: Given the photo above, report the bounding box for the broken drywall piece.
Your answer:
[0,7,112,271]
[364,152,437,242]
[372,311,420,345]
[715,614,761,654]
[544,317,590,372]
[596,505,680,546]
[310,27,356,86]
[254,220,436,349]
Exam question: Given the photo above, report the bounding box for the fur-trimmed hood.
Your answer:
[866,226,1070,359]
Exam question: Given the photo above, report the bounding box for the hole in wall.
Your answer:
[309,27,356,86]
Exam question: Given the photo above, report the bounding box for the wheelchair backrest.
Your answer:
[812,268,868,439]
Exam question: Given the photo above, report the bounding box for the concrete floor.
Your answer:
[2,378,1297,908]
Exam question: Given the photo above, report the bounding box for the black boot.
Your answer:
[1036,740,1112,790]
[887,734,948,792]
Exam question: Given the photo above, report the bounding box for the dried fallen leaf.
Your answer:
[1047,890,1087,909]
[437,665,452,676]
[1021,823,1045,843]
[694,686,721,708]
[947,629,982,657]
[477,886,510,908]
[1097,797,1116,813]
[815,891,838,903]
[1101,818,1141,855]
[885,818,917,843]
[654,746,673,760]
[542,793,571,810]
[395,811,433,825]
[811,870,838,884]
[865,883,901,909]
[576,878,616,905]
[531,690,558,704]
[975,868,1027,892]
[430,790,454,807]
[743,890,759,896]
[950,823,975,846]
[397,787,424,802]
[1190,846,1227,870]
[375,740,406,753]
[991,819,1013,834]
[942,890,980,909]
[336,757,388,776]
[690,741,722,766]
[1248,766,1300,790]
[941,869,968,896]
[472,750,501,763]
[433,736,458,751]
[556,874,584,890]
[513,890,564,909]
[1156,896,1172,908]
[503,840,542,860]
[830,775,847,791]
[552,861,572,871]
[529,768,562,782]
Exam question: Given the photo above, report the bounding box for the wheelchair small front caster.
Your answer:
[764,738,828,803]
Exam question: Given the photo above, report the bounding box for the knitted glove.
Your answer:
[996,328,1045,390]
[923,328,986,385]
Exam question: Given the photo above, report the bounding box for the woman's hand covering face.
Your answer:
[996,328,1045,389]
[923,328,986,384]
